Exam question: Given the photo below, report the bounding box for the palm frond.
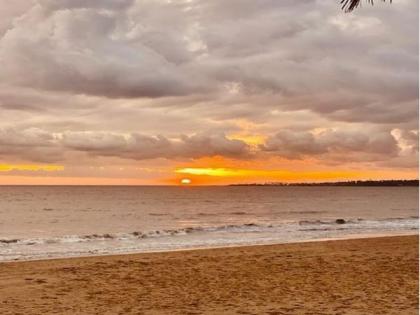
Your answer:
[341,0,392,12]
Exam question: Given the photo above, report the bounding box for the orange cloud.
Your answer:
[0,164,64,172]
[227,134,266,147]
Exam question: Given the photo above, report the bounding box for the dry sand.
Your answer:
[0,235,418,315]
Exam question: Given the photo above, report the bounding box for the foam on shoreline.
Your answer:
[1,217,417,262]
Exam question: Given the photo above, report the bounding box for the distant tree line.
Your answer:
[231,180,419,187]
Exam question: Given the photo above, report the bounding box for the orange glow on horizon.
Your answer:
[176,168,239,177]
[0,161,417,186]
[172,167,419,185]
[176,167,366,179]
[0,164,64,172]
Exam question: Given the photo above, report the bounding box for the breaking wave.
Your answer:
[1,217,417,248]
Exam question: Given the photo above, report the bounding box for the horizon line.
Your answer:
[0,179,418,187]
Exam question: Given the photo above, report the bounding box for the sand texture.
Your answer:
[0,235,418,314]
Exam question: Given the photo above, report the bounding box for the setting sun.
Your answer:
[180,178,192,185]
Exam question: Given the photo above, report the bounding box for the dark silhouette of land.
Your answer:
[230,180,419,187]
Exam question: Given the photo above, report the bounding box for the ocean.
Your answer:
[0,186,418,261]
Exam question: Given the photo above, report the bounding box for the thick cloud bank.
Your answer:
[0,128,250,162]
[0,0,417,171]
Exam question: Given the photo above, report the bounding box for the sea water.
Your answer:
[0,186,418,261]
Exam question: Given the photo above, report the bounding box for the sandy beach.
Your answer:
[0,235,418,315]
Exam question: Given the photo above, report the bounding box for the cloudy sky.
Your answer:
[0,0,418,185]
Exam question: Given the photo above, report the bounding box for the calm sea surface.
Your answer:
[0,186,418,261]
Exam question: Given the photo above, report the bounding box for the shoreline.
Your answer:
[2,231,418,263]
[0,235,417,314]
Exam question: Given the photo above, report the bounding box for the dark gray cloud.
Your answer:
[0,128,250,162]
[0,127,63,163]
[0,0,417,170]
[41,0,135,11]
[261,129,400,160]
[1,125,416,169]
[62,131,251,160]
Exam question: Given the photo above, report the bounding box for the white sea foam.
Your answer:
[0,217,417,261]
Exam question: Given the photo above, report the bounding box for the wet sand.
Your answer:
[0,235,418,314]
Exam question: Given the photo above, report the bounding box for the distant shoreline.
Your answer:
[230,179,419,187]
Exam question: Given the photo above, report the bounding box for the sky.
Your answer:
[0,0,418,185]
